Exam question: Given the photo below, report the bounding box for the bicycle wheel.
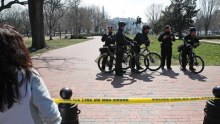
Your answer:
[129,54,149,73]
[191,55,204,74]
[146,52,161,71]
[122,52,131,69]
[97,54,116,73]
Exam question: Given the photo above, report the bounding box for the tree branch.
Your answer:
[0,0,28,12]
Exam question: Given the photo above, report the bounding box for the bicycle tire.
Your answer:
[191,55,204,74]
[129,54,149,73]
[97,54,116,73]
[146,52,161,71]
[122,52,132,70]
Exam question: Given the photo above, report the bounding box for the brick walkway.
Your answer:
[32,36,220,124]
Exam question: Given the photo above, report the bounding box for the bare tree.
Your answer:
[199,0,220,35]
[145,3,163,33]
[20,9,30,38]
[90,5,107,33]
[44,0,68,40]
[0,0,27,12]
[28,0,46,49]
[194,11,204,35]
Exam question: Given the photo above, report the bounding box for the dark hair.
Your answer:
[165,25,171,29]
[0,25,33,112]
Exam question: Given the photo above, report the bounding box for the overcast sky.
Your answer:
[81,0,171,22]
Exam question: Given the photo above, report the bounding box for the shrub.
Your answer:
[198,36,220,40]
[70,35,87,39]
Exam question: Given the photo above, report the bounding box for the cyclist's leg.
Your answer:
[188,51,195,70]
[166,46,172,69]
[181,49,187,70]
[161,46,167,68]
[134,48,142,69]
[102,55,108,69]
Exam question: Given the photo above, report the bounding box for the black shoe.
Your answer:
[180,67,186,71]
[115,73,123,76]
[189,67,196,71]
[167,67,172,70]
[137,66,143,70]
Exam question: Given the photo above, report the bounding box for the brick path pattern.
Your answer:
[32,36,220,124]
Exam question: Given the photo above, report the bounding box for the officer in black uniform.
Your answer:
[158,25,175,70]
[181,27,200,71]
[131,25,151,70]
[101,26,116,71]
[115,21,133,76]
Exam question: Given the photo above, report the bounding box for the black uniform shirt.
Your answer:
[158,32,175,47]
[101,32,116,46]
[184,34,200,47]
[134,32,150,47]
[115,29,132,46]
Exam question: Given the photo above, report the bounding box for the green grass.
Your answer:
[128,35,220,66]
[24,37,90,56]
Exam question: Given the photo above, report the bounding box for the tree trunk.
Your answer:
[59,23,61,38]
[28,0,46,49]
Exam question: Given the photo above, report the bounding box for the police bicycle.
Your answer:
[98,45,116,73]
[97,44,149,73]
[140,46,162,71]
[123,44,149,73]
[178,43,204,74]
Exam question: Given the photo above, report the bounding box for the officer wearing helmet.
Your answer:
[158,25,176,70]
[131,25,151,71]
[115,21,133,76]
[181,27,200,71]
[101,26,116,71]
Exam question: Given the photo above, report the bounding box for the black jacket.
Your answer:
[101,32,116,46]
[115,29,132,46]
[158,32,175,47]
[183,34,200,47]
[134,32,150,47]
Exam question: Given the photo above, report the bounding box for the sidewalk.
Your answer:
[200,39,220,44]
[32,36,220,124]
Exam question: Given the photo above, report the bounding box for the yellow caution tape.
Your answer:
[54,97,220,104]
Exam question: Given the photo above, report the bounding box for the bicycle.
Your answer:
[97,45,149,73]
[126,44,149,73]
[178,44,204,74]
[98,46,116,73]
[140,47,161,71]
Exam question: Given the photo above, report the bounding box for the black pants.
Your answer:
[161,46,172,68]
[115,46,124,74]
[131,47,141,69]
[181,49,193,69]
[102,48,114,69]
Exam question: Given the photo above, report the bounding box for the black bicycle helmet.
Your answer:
[189,27,196,32]
[142,25,151,30]
[118,21,126,27]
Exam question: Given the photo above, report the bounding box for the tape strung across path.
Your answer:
[54,97,220,104]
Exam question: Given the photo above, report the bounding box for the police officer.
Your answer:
[158,25,175,70]
[115,21,133,76]
[131,25,151,71]
[181,27,200,71]
[101,26,116,71]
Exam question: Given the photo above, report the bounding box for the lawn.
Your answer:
[24,37,90,56]
[129,35,220,66]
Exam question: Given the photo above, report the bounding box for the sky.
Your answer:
[81,0,171,22]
